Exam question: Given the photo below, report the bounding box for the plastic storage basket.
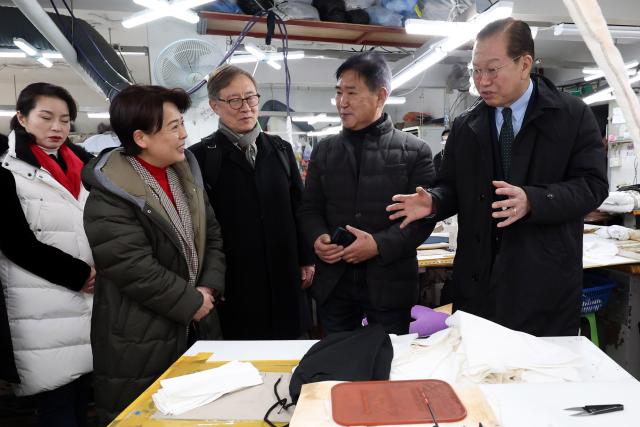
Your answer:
[581,283,615,314]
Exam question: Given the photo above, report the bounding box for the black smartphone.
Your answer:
[331,226,356,247]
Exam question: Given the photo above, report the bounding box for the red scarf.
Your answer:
[29,143,84,199]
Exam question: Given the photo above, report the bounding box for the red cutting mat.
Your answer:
[331,379,467,426]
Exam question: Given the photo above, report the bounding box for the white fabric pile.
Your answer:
[152,360,263,415]
[390,311,583,384]
[583,234,619,256]
[597,191,640,213]
[595,224,640,241]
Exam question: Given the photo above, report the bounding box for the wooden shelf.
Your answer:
[199,11,433,49]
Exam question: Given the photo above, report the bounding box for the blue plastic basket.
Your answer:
[581,283,615,314]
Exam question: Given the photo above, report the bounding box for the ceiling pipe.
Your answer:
[12,0,105,97]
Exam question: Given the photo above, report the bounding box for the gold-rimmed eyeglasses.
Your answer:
[469,56,521,80]
[217,94,261,110]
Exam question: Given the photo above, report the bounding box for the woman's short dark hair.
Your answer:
[109,85,191,156]
[476,18,535,60]
[335,52,391,94]
[10,82,77,132]
[207,64,258,100]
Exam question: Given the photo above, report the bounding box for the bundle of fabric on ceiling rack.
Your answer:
[204,0,475,28]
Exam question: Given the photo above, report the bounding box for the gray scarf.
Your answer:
[218,122,261,167]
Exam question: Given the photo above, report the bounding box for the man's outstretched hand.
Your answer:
[386,187,432,228]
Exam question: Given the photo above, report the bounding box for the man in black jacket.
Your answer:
[387,18,608,336]
[300,52,436,335]
[432,128,449,175]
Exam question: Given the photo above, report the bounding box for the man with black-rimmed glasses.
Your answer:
[387,18,608,336]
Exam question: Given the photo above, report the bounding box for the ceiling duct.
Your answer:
[3,4,131,99]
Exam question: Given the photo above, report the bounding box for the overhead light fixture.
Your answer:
[0,50,64,59]
[244,43,282,70]
[87,112,110,119]
[0,110,16,117]
[583,73,640,105]
[13,38,56,68]
[386,96,407,105]
[42,52,63,59]
[122,0,214,28]
[308,125,342,137]
[583,60,639,81]
[330,96,406,106]
[112,45,149,56]
[554,23,640,39]
[405,19,474,37]
[394,1,513,90]
[0,50,27,58]
[294,113,341,125]
[229,51,305,64]
[13,38,38,56]
[36,57,53,68]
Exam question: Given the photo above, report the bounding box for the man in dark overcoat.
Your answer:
[388,18,608,336]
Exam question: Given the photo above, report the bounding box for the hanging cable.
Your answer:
[58,0,133,86]
[46,2,126,96]
[186,5,293,120]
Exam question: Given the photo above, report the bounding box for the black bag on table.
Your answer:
[289,324,393,403]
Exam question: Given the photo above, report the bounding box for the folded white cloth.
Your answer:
[152,360,263,415]
[598,191,635,213]
[390,311,583,384]
[594,224,640,242]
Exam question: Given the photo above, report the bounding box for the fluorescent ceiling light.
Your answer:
[583,61,639,81]
[392,49,449,91]
[555,23,640,39]
[87,112,110,119]
[229,51,305,64]
[393,1,513,90]
[0,51,27,58]
[331,96,406,106]
[42,52,63,59]
[134,0,199,22]
[244,43,266,60]
[13,38,38,56]
[405,19,474,37]
[0,110,16,117]
[244,43,282,70]
[583,73,640,105]
[123,0,214,28]
[294,113,341,124]
[13,39,56,68]
[386,96,407,105]
[308,126,342,137]
[36,57,53,68]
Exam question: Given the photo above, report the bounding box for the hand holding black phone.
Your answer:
[331,226,356,247]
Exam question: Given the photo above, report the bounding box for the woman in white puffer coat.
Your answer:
[0,82,95,427]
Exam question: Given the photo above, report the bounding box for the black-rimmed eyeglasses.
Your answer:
[469,55,522,80]
[217,94,261,110]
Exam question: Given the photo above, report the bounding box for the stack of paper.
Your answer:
[391,311,583,384]
[152,360,263,415]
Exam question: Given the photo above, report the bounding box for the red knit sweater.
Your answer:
[136,156,176,206]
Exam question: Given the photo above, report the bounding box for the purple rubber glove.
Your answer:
[409,305,449,337]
